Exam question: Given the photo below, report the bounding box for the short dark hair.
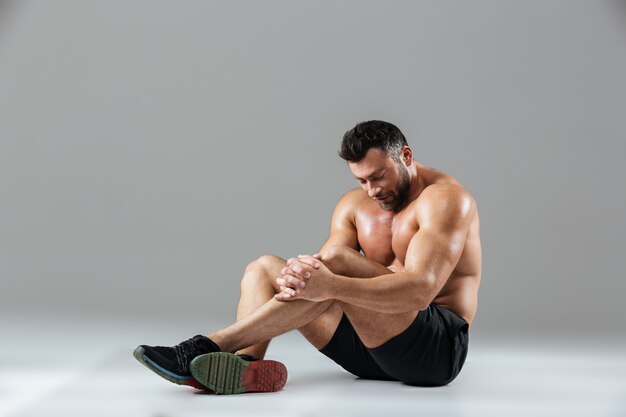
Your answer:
[339,120,408,163]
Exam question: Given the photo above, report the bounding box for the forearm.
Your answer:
[328,272,434,314]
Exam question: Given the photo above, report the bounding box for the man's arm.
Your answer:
[317,190,360,254]
[330,185,474,313]
[280,185,475,313]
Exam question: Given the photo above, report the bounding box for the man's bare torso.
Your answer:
[347,162,481,325]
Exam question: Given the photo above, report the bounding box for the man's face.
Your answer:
[349,148,411,212]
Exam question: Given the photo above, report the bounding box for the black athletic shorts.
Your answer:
[319,304,469,386]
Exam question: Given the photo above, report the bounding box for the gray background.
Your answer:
[1,0,625,337]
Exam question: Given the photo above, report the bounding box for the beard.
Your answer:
[378,164,411,212]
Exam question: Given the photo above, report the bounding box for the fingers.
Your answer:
[282,263,311,279]
[275,292,293,301]
[296,255,322,269]
[287,255,321,270]
[312,253,322,260]
[280,258,311,278]
[275,287,301,302]
[277,254,322,297]
[276,275,306,289]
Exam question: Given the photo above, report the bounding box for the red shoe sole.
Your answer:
[190,352,287,394]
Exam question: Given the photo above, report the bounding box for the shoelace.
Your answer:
[173,337,203,373]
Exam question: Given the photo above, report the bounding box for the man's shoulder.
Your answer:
[331,188,369,220]
[419,183,471,201]
[338,188,369,206]
[415,183,476,226]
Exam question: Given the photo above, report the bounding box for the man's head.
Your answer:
[339,121,413,211]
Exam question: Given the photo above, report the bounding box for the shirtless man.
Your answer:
[134,120,481,393]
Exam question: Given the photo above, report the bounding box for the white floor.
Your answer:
[1,313,625,417]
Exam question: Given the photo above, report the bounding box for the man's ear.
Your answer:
[402,146,413,166]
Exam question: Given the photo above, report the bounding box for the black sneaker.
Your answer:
[133,335,220,389]
[190,352,288,394]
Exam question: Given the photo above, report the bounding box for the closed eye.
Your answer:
[355,170,386,183]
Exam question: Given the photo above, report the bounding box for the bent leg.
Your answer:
[299,246,418,349]
[233,255,283,359]
[211,296,335,353]
[216,246,418,356]
[227,255,337,358]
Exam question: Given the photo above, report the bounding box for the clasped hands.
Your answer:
[275,254,335,302]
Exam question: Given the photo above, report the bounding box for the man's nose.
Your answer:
[367,185,381,198]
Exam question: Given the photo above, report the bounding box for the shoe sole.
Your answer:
[133,346,206,390]
[190,352,287,394]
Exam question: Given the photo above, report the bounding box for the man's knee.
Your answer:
[320,245,359,274]
[242,255,285,288]
[246,255,284,272]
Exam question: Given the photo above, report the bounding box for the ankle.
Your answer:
[236,353,259,362]
[207,332,232,353]
[235,349,265,360]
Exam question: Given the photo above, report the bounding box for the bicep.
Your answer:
[404,187,474,293]
[404,226,468,292]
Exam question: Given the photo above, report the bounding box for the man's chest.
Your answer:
[354,210,419,266]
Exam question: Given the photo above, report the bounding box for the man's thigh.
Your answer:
[339,303,418,348]
[297,301,344,349]
[298,299,419,382]
[297,248,389,349]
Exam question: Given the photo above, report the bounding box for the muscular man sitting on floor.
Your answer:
[134,120,482,394]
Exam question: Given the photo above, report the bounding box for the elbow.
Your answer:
[411,276,438,311]
[413,297,431,312]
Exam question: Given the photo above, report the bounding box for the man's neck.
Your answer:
[408,162,426,201]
